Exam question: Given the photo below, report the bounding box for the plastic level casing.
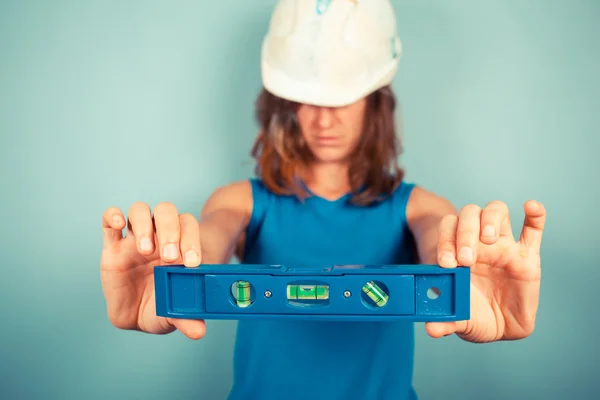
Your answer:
[154,264,470,322]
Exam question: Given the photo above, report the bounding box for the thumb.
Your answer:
[168,318,207,340]
[519,200,546,250]
[425,321,466,338]
[102,207,125,248]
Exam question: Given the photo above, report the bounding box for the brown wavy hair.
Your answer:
[250,85,405,206]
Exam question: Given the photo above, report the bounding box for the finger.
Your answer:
[425,320,468,338]
[479,200,512,245]
[456,204,482,266]
[127,202,155,255]
[437,214,459,268]
[179,213,202,267]
[519,200,546,250]
[167,318,206,340]
[102,207,125,247]
[154,202,181,263]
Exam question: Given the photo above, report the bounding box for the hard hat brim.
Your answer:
[261,57,400,108]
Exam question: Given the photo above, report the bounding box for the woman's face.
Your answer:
[296,97,367,164]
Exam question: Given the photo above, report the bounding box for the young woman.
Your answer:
[100,1,546,398]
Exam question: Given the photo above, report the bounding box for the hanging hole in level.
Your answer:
[427,287,441,300]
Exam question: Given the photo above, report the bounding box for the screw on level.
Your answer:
[264,290,272,298]
[343,290,351,298]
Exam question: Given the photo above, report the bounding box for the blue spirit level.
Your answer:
[154,264,470,322]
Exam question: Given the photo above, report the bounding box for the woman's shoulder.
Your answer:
[202,180,254,218]
[404,184,457,222]
[203,177,279,215]
[209,179,254,200]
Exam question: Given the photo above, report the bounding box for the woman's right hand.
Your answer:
[100,201,207,340]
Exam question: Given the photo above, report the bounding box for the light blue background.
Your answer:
[1,0,598,399]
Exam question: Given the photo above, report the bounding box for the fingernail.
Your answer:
[458,247,473,262]
[185,250,199,265]
[163,243,178,259]
[140,237,152,251]
[112,215,122,225]
[440,252,455,265]
[482,225,495,237]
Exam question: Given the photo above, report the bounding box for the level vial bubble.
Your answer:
[287,284,329,300]
[235,280,251,308]
[362,281,388,307]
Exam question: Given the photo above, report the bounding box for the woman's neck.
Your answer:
[304,162,350,201]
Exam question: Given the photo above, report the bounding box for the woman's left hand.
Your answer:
[427,200,547,342]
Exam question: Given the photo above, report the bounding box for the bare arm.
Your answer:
[197,180,253,264]
[406,186,458,264]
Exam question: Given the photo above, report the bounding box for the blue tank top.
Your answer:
[227,178,419,400]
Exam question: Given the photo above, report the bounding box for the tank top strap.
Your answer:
[388,181,416,225]
[388,180,418,262]
[244,178,273,254]
[390,180,416,222]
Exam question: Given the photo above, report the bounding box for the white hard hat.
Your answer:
[261,0,402,107]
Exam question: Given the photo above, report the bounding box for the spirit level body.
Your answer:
[154,264,470,322]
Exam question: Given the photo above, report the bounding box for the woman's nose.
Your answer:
[315,107,334,129]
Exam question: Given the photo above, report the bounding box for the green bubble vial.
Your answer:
[235,281,251,308]
[362,281,388,307]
